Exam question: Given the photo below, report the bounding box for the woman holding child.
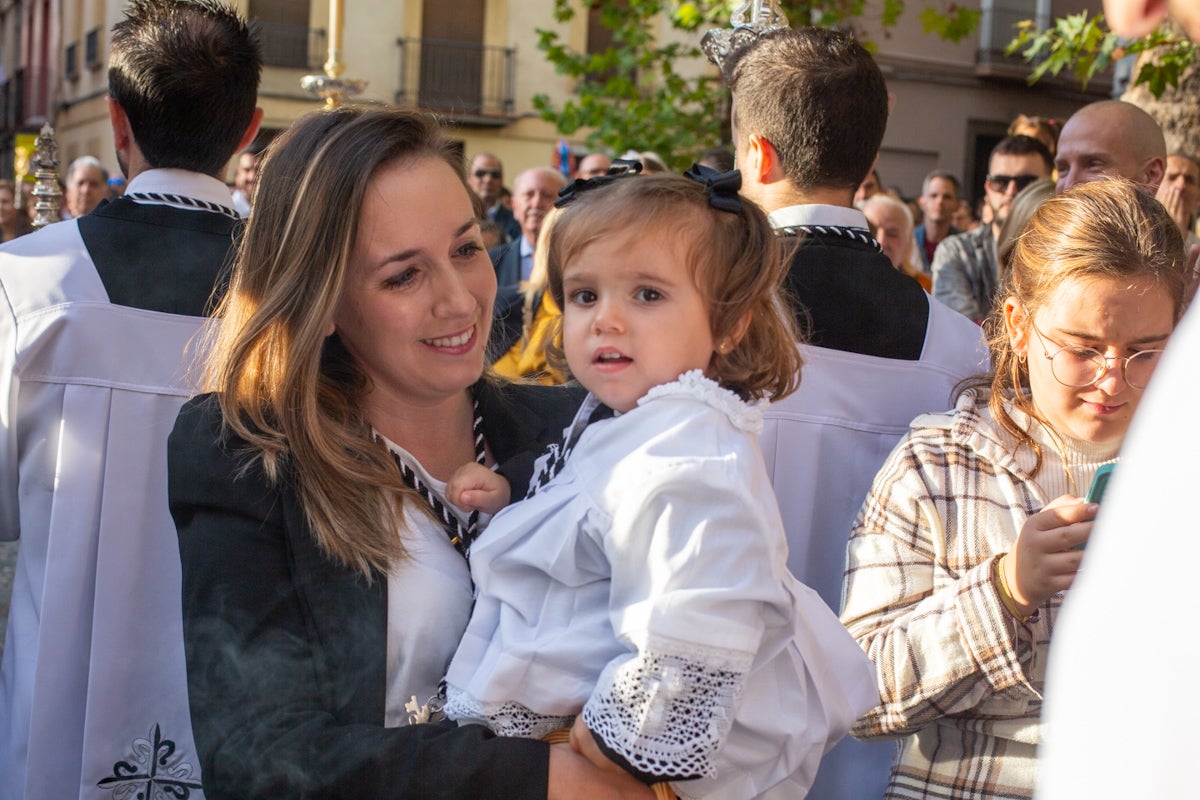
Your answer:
[167,106,651,798]
[841,178,1188,799]
[170,100,878,799]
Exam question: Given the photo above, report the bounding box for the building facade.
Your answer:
[0,0,1108,202]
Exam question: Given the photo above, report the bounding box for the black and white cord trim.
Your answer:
[526,398,614,499]
[382,399,485,559]
[125,191,240,220]
[778,223,882,252]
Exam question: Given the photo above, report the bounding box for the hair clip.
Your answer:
[555,158,643,208]
[683,163,742,214]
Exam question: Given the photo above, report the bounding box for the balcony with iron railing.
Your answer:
[396,38,516,123]
[975,2,1112,92]
[256,21,327,70]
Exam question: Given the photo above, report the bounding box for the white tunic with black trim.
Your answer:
[445,371,877,800]
[0,170,236,800]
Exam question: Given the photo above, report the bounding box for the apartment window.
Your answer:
[85,28,101,69]
[980,0,1051,57]
[250,0,314,68]
[586,2,631,85]
[65,42,79,80]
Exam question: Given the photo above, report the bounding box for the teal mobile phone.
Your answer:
[1072,463,1115,551]
[1085,463,1115,504]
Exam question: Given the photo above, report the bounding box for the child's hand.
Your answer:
[568,713,629,778]
[446,461,511,515]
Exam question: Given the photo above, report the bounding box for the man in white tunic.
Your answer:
[716,26,988,800]
[0,2,262,797]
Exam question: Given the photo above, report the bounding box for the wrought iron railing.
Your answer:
[395,37,516,119]
[256,21,327,70]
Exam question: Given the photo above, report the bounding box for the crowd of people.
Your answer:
[1,0,1197,799]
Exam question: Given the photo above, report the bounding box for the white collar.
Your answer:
[124,169,238,213]
[767,203,870,231]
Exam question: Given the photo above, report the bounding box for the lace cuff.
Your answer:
[581,637,753,780]
[442,685,573,740]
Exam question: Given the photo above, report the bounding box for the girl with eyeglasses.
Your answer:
[840,178,1189,800]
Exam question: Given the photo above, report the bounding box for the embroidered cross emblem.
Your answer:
[97,723,202,799]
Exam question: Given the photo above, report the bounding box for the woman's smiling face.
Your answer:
[332,156,495,414]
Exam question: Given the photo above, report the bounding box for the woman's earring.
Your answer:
[717,340,732,354]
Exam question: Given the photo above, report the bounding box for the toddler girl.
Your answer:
[443,167,878,799]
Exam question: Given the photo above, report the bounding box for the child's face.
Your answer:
[561,229,716,413]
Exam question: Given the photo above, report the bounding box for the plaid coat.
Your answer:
[841,392,1079,800]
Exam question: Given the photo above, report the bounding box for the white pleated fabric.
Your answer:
[0,218,208,799]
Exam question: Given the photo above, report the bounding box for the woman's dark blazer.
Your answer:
[168,380,585,800]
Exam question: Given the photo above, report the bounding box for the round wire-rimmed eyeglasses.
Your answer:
[1028,320,1165,390]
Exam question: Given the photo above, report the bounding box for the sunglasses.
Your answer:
[473,169,502,180]
[985,173,1040,193]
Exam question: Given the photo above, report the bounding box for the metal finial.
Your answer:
[700,0,790,70]
[302,0,366,108]
[31,122,62,229]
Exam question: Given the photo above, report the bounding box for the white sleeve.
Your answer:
[581,451,778,781]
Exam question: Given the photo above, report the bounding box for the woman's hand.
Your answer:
[446,461,511,515]
[1184,243,1200,311]
[548,741,655,800]
[567,713,629,777]
[1156,181,1190,234]
[1003,495,1096,616]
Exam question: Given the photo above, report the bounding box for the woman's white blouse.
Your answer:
[445,371,876,800]
[380,440,477,728]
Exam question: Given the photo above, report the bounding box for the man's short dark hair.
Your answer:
[922,170,960,195]
[240,141,267,159]
[109,0,261,176]
[724,26,888,193]
[699,146,735,172]
[991,135,1054,172]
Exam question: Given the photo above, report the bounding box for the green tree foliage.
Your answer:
[1006,12,1197,98]
[532,1,980,171]
[531,1,726,172]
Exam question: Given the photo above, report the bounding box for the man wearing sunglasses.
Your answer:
[469,152,521,242]
[932,135,1053,323]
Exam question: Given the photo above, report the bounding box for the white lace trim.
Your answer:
[580,636,753,779]
[442,685,573,739]
[638,369,764,434]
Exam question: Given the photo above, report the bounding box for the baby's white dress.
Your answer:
[444,371,877,799]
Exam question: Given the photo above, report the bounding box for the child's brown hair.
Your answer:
[545,172,803,403]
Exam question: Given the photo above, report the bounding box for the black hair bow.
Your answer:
[683,163,742,213]
[555,159,643,208]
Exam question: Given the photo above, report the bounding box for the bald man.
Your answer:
[1054,99,1166,193]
